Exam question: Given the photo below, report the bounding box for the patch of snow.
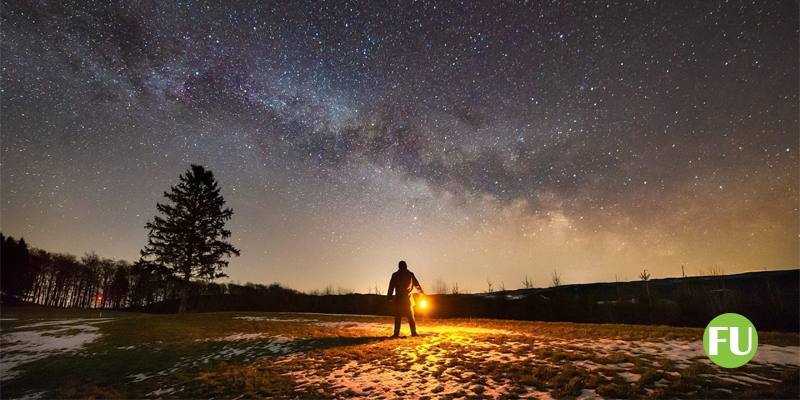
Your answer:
[315,321,388,330]
[739,371,782,383]
[519,387,555,399]
[147,386,176,397]
[290,360,474,398]
[654,378,670,387]
[14,318,114,330]
[713,374,771,386]
[617,371,641,382]
[129,373,155,383]
[1,318,112,381]
[572,360,603,371]
[605,362,635,370]
[753,344,800,367]
[596,338,800,369]
[576,389,598,399]
[196,336,296,363]
[200,332,270,342]
[129,335,297,383]
[16,391,46,400]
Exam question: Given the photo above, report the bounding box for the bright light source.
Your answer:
[419,299,428,309]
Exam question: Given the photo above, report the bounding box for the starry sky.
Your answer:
[2,1,797,293]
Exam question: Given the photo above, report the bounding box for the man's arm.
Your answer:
[412,273,423,293]
[387,274,396,299]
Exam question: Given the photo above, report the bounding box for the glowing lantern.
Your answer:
[96,295,104,302]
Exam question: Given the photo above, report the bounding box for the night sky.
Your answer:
[2,1,797,293]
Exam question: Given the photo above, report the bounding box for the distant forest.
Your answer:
[0,233,283,310]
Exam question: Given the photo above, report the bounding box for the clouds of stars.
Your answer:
[1,0,797,291]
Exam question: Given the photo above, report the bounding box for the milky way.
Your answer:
[2,1,797,292]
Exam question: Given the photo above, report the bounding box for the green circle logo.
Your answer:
[703,313,758,368]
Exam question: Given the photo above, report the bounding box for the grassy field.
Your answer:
[1,306,798,399]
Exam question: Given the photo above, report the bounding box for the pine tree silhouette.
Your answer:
[141,164,240,313]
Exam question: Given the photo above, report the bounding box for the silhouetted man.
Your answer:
[387,260,423,337]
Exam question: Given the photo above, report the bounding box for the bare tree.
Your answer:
[450,282,460,295]
[639,269,651,281]
[550,270,562,287]
[706,266,724,276]
[336,287,353,295]
[521,274,534,289]
[498,281,506,292]
[486,278,494,293]
[367,283,380,295]
[432,279,449,294]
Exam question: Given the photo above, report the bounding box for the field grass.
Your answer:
[1,306,798,399]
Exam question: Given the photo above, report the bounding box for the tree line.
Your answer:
[2,234,166,308]
[0,233,298,310]
[1,164,241,312]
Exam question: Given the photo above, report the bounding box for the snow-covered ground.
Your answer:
[2,312,797,399]
[266,315,800,398]
[0,318,113,381]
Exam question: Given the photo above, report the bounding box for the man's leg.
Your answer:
[393,312,401,337]
[408,305,417,336]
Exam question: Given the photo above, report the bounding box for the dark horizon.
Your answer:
[2,231,797,299]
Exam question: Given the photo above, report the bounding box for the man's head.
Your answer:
[398,260,407,270]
